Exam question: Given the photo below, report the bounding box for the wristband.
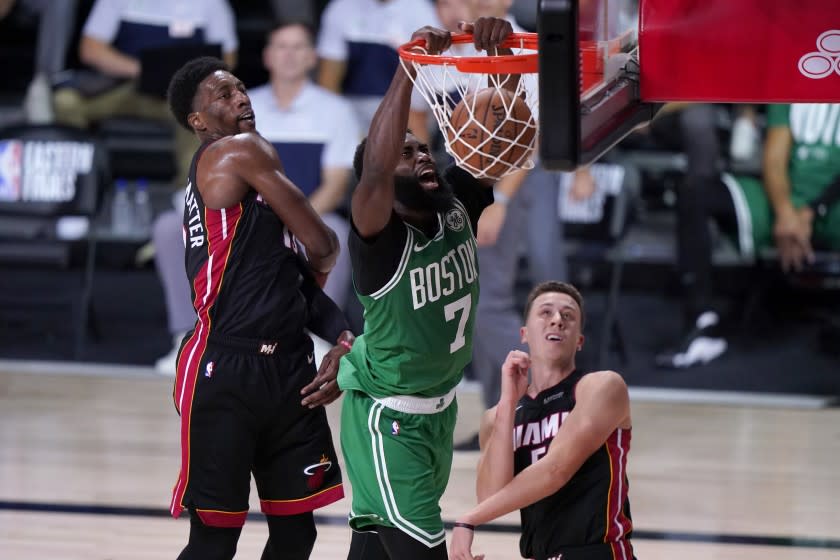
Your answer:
[453,522,475,531]
[339,339,353,351]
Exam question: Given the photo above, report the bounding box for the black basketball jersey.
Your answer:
[514,370,634,560]
[182,142,309,341]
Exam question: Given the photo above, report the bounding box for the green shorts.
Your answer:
[723,174,840,255]
[340,389,457,548]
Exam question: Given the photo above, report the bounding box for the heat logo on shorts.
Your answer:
[303,454,332,490]
[799,30,840,79]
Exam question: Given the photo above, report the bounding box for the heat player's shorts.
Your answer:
[340,389,457,548]
[170,332,343,527]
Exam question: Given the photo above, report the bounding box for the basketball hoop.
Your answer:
[398,33,539,180]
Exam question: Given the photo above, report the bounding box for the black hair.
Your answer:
[523,281,586,329]
[352,129,415,181]
[167,56,229,131]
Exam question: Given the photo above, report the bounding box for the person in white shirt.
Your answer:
[53,0,238,182]
[316,0,436,141]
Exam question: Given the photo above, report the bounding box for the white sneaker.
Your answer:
[655,311,728,369]
[24,74,54,124]
[155,333,186,376]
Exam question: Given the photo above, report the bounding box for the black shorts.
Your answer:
[170,331,343,527]
[536,540,636,560]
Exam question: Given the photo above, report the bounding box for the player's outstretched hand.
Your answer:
[410,25,452,55]
[449,525,484,560]
[459,17,513,51]
[301,331,354,408]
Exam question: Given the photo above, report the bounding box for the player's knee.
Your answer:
[176,510,242,560]
[264,513,316,559]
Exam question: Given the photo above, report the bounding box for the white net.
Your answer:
[399,37,539,180]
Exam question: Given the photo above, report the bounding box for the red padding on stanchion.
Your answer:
[639,0,840,103]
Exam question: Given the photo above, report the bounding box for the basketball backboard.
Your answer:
[538,0,659,171]
[538,0,840,172]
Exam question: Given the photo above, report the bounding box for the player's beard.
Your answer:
[394,171,454,214]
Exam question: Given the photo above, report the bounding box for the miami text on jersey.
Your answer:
[514,410,570,452]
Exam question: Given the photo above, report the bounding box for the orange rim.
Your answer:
[398,32,538,74]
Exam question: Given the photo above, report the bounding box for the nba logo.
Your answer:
[0,140,22,202]
[391,421,400,436]
[205,361,214,378]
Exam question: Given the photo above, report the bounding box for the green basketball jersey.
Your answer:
[768,104,840,204]
[338,200,480,398]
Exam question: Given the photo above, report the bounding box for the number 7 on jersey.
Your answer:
[444,294,472,354]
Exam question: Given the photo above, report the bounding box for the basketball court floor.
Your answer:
[1,360,839,559]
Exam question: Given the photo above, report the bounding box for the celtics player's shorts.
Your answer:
[722,173,840,256]
[340,388,458,548]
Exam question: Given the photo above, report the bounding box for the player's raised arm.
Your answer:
[475,350,530,501]
[351,26,451,238]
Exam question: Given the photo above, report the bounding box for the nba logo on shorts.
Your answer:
[204,361,214,378]
[391,421,400,436]
[0,140,22,202]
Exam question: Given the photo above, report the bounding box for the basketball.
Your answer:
[447,87,536,178]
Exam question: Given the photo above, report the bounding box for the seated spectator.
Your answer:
[52,0,238,182]
[616,103,758,368]
[0,0,77,123]
[153,20,360,373]
[656,103,840,368]
[315,0,436,140]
